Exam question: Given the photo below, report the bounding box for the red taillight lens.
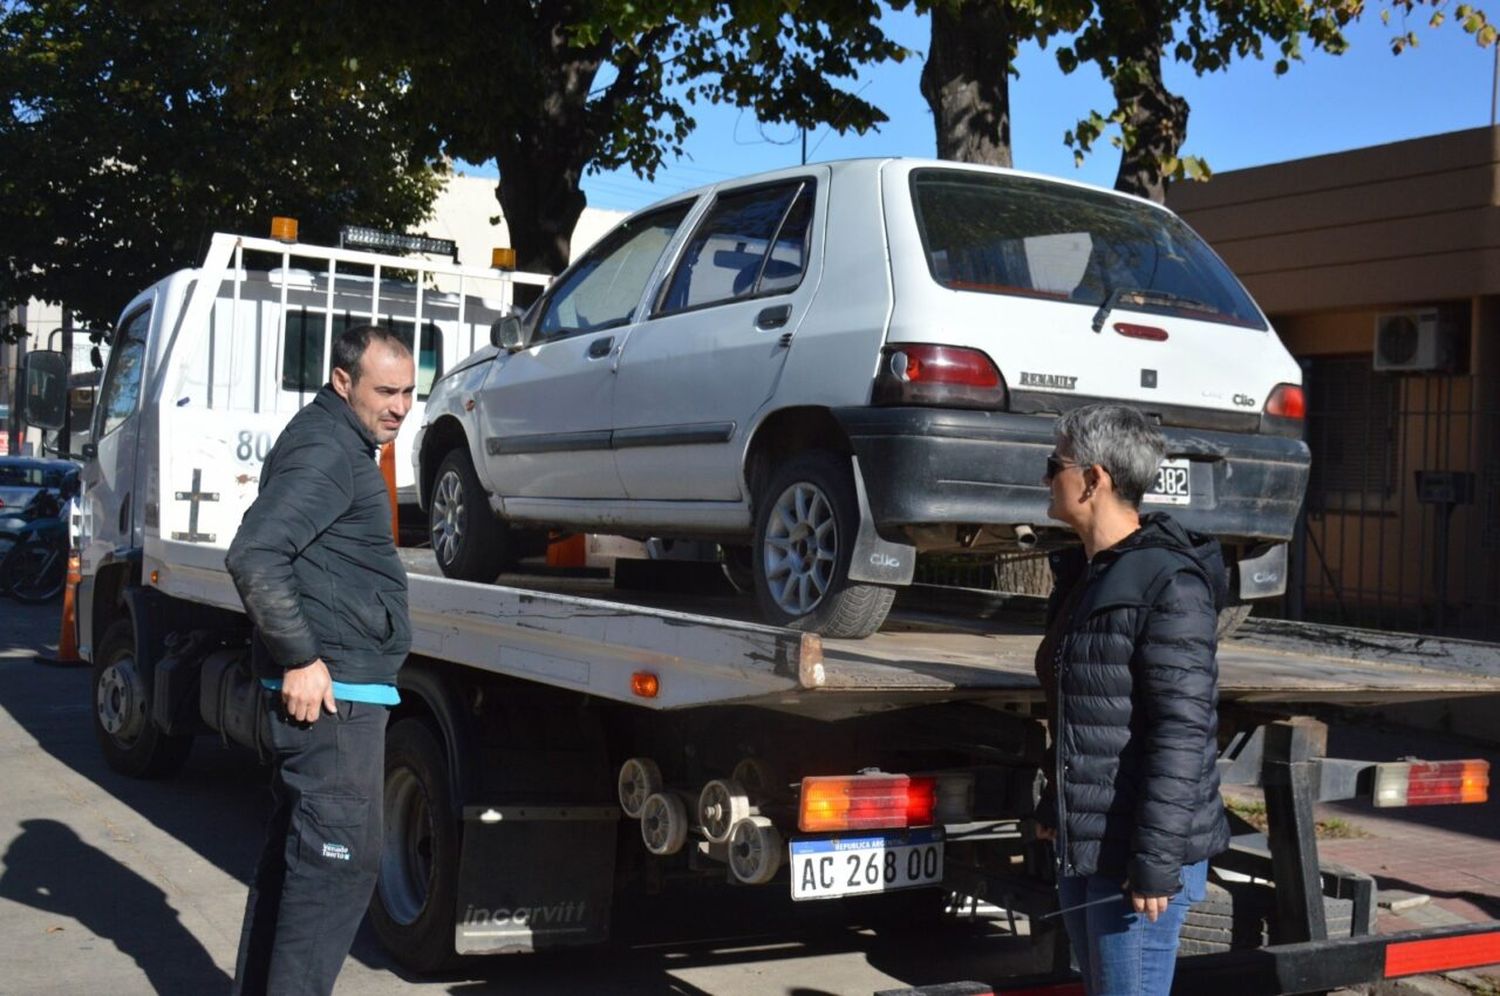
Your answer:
[1374,759,1489,807]
[799,774,938,833]
[873,344,1007,410]
[1265,383,1306,419]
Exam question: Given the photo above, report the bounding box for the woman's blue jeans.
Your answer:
[1056,859,1209,996]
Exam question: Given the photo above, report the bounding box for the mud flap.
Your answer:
[1238,542,1288,599]
[454,805,618,954]
[845,456,916,586]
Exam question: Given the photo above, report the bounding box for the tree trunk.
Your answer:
[490,21,602,277]
[1108,6,1188,204]
[920,1,1014,166]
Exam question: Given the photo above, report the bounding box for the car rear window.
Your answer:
[909,169,1267,330]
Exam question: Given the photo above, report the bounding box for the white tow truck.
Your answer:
[21,228,1500,988]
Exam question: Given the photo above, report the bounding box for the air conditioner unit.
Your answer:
[1372,309,1457,373]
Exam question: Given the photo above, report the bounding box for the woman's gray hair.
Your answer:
[1054,403,1166,507]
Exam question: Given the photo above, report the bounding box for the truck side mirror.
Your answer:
[491,315,526,352]
[20,350,68,431]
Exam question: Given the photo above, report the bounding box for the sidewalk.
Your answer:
[1315,720,1500,990]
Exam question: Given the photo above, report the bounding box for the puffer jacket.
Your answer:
[225,385,411,685]
[1035,513,1231,896]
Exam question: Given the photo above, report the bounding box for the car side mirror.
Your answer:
[20,350,68,430]
[491,315,526,352]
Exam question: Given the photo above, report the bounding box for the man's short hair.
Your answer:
[1054,403,1166,507]
[331,325,410,384]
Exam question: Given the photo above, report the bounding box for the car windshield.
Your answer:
[0,462,65,487]
[908,169,1267,330]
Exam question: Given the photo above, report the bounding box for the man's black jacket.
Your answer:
[1035,513,1231,896]
[225,386,410,685]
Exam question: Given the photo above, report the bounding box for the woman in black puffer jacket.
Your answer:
[1033,403,1231,996]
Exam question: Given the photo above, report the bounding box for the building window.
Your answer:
[1305,355,1399,510]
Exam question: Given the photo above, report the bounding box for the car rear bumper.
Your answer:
[834,406,1310,544]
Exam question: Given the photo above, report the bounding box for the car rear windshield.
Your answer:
[909,169,1267,330]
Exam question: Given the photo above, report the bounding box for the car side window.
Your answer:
[96,306,151,439]
[657,180,814,317]
[535,202,693,343]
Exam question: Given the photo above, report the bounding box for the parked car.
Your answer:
[414,158,1309,638]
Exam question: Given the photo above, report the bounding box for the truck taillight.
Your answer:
[1374,759,1489,807]
[873,344,1007,410]
[799,774,937,832]
[1264,383,1305,419]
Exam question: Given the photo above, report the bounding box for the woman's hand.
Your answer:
[1131,891,1169,923]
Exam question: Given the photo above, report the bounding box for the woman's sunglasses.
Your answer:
[1045,453,1078,480]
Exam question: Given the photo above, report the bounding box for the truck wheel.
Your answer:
[752,451,895,639]
[371,719,461,973]
[92,618,193,779]
[429,448,512,582]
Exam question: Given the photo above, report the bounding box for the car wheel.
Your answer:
[429,448,512,582]
[751,451,895,639]
[92,618,194,779]
[370,720,462,973]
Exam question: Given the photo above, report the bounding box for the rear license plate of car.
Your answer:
[1143,458,1191,506]
[789,827,943,901]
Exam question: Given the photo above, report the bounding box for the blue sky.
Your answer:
[459,7,1498,213]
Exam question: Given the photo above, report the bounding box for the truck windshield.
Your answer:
[909,169,1267,330]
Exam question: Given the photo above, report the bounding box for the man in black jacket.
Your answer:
[225,325,415,996]
[1034,403,1231,996]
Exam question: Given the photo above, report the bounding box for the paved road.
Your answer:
[0,600,1036,996]
[5,597,1499,995]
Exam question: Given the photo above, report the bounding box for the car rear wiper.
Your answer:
[1091,287,1217,333]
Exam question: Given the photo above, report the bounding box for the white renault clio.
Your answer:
[415,158,1309,638]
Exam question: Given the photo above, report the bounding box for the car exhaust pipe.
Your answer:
[1014,524,1037,550]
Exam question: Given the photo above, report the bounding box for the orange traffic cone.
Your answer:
[380,441,400,546]
[547,532,588,568]
[36,551,84,666]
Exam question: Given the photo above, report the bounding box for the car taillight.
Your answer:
[1374,759,1489,807]
[873,344,1007,410]
[799,773,937,832]
[1265,383,1305,419]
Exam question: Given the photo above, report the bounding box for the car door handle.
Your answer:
[755,305,792,330]
[587,336,614,359]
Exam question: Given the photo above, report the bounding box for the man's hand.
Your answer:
[1034,823,1057,842]
[1131,891,1170,923]
[282,659,336,723]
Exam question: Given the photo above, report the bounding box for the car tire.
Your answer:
[751,451,895,639]
[370,719,462,973]
[429,448,512,582]
[92,618,194,779]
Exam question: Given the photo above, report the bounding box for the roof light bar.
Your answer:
[1373,759,1489,807]
[339,225,458,259]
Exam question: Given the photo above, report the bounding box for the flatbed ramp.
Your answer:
[395,550,1500,714]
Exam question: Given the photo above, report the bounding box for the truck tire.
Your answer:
[429,448,512,583]
[92,618,193,779]
[752,451,895,639]
[371,719,461,973]
[1180,880,1355,956]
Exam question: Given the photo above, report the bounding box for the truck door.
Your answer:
[81,301,152,574]
[476,200,694,499]
[612,176,820,500]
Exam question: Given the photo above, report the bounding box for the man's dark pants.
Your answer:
[232,692,389,996]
